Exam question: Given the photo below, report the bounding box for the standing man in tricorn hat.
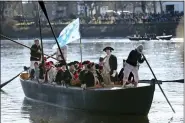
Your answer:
[102,46,118,85]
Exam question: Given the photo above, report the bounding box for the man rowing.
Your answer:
[30,39,41,70]
[122,44,145,88]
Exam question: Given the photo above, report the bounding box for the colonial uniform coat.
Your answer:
[96,70,104,83]
[109,54,118,82]
[79,70,87,84]
[55,69,65,85]
[30,44,41,69]
[83,71,95,87]
[103,54,118,84]
[79,60,90,85]
[55,69,71,85]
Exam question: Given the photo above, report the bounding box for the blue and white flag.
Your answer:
[52,18,80,49]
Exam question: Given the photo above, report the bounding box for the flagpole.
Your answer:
[79,21,82,63]
[38,4,45,73]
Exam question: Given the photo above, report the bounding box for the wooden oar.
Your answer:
[0,66,29,89]
[162,79,184,83]
[139,79,184,84]
[1,89,8,95]
[46,52,56,59]
[142,54,175,113]
[38,1,73,82]
[0,34,58,61]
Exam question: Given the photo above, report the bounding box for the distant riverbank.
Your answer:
[1,22,184,39]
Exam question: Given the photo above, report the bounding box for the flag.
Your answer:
[52,18,80,49]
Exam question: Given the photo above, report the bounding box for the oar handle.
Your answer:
[0,34,58,61]
[142,54,175,113]
[39,1,72,81]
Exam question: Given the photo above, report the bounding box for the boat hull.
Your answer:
[20,78,155,116]
[128,37,150,41]
[156,35,172,40]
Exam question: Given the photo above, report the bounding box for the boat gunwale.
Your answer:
[20,76,155,115]
[19,76,154,92]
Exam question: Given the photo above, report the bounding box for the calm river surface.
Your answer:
[1,38,184,123]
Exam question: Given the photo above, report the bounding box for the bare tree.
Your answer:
[131,2,140,15]
[141,1,146,13]
[84,1,95,17]
[117,1,130,12]
[0,1,6,21]
[94,1,102,15]
[159,1,163,13]
[11,2,22,16]
[31,2,39,27]
[153,1,156,14]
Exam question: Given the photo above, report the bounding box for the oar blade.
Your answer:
[142,54,176,113]
[0,73,20,88]
[0,67,29,89]
[38,1,49,20]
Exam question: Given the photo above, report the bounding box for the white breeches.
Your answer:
[123,62,139,83]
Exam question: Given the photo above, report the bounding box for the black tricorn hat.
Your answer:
[87,62,95,69]
[73,61,79,64]
[82,60,90,65]
[55,64,60,67]
[67,62,75,66]
[103,46,114,52]
[95,64,99,69]
[99,57,104,62]
[56,60,66,66]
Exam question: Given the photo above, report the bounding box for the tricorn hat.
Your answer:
[56,60,66,66]
[67,62,75,66]
[99,57,104,62]
[103,46,114,52]
[87,62,95,69]
[95,64,99,69]
[73,61,79,64]
[55,64,60,67]
[82,60,91,65]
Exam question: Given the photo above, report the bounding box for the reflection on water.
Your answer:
[21,98,149,123]
[1,39,184,123]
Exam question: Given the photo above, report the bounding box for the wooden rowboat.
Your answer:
[128,36,150,41]
[156,35,172,40]
[20,73,155,116]
[21,97,150,123]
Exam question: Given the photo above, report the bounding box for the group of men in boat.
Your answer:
[29,39,145,88]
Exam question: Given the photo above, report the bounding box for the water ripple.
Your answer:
[1,39,183,123]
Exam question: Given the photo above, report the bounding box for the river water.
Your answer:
[1,38,184,123]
